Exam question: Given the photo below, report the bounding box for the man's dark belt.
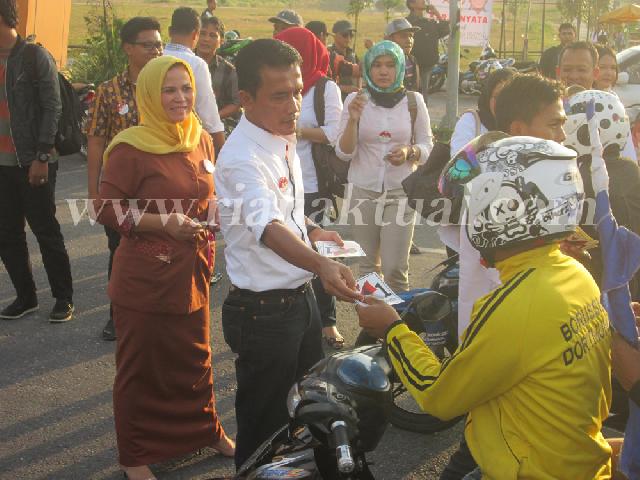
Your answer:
[228,282,310,298]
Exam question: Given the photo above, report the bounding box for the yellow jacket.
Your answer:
[386,244,612,479]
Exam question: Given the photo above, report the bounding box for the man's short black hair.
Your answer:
[305,21,327,39]
[236,38,301,97]
[169,7,200,36]
[201,16,225,37]
[495,74,565,133]
[559,23,576,33]
[0,0,18,29]
[559,41,599,68]
[120,17,161,45]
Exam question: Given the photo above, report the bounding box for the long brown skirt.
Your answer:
[112,304,224,467]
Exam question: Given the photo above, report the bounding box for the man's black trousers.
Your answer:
[0,164,73,302]
[222,284,324,468]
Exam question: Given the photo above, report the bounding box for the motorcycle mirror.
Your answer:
[618,71,629,85]
[407,291,452,324]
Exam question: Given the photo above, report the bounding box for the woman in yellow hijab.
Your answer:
[96,56,234,480]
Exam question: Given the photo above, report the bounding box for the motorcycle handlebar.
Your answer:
[331,420,355,474]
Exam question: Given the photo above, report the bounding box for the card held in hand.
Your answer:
[315,240,366,258]
[356,272,403,305]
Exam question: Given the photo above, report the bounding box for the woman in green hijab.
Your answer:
[362,40,407,107]
[335,40,434,292]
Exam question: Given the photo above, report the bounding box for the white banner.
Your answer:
[429,0,495,47]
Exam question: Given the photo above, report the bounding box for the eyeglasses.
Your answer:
[131,41,164,51]
[339,32,355,38]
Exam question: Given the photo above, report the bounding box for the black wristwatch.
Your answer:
[36,152,51,163]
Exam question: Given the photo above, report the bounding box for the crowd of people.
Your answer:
[0,0,640,478]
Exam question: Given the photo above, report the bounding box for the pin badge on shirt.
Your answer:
[378,131,392,143]
[117,102,129,116]
[278,176,289,191]
[203,159,215,174]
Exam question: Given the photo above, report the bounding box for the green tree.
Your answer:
[69,0,127,84]
[376,0,403,23]
[347,0,374,48]
[558,0,612,32]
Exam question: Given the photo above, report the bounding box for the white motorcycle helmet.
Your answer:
[564,90,629,161]
[462,137,583,256]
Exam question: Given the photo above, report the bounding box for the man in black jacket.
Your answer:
[0,0,74,322]
[406,0,449,100]
[539,23,575,79]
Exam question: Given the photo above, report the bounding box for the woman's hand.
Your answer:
[348,90,368,122]
[165,213,202,242]
[386,146,411,166]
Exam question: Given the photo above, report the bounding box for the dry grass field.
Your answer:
[69,0,564,60]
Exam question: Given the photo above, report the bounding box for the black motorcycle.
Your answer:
[228,291,454,480]
[428,53,448,94]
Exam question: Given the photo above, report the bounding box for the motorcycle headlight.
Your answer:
[286,383,301,418]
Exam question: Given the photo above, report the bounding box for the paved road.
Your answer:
[0,92,476,480]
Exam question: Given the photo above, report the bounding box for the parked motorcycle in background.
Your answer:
[458,45,510,95]
[428,41,538,95]
[428,52,448,94]
[71,83,95,158]
[219,31,253,65]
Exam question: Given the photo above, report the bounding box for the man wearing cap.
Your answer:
[386,18,421,92]
[406,0,449,99]
[329,20,361,100]
[269,9,303,36]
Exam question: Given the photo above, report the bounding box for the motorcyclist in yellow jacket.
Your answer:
[357,135,612,479]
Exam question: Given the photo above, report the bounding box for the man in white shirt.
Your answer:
[215,38,362,468]
[164,7,225,151]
